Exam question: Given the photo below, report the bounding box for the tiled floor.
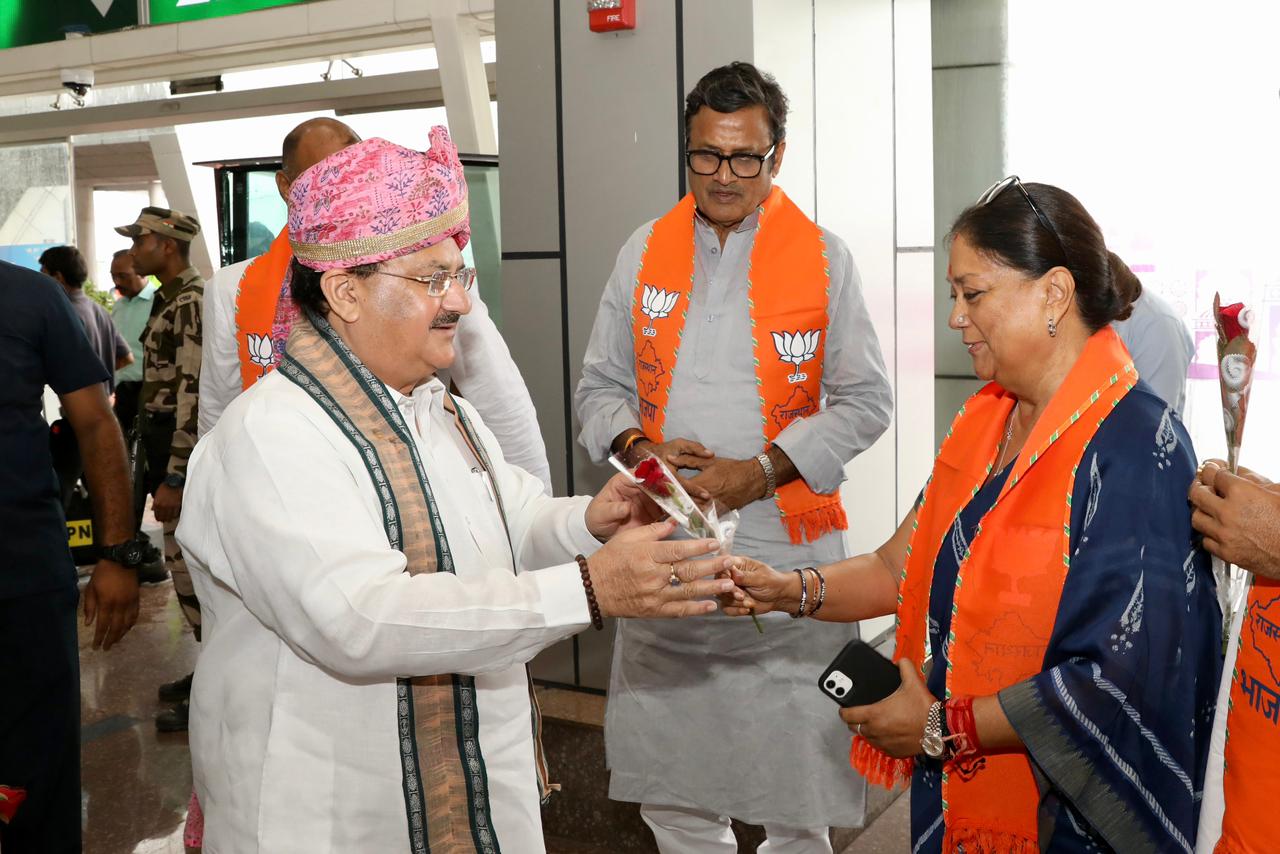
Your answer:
[79,580,197,854]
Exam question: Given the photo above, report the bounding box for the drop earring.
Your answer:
[1048,316,1058,338]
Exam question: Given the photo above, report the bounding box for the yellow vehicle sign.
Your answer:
[67,519,94,548]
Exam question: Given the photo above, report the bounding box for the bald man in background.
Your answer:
[199,117,553,487]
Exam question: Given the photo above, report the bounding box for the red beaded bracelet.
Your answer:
[575,554,604,631]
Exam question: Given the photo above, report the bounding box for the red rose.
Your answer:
[0,786,27,824]
[633,458,670,493]
[1218,302,1250,342]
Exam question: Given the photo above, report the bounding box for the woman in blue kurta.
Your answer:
[725,178,1222,852]
[908,383,1220,852]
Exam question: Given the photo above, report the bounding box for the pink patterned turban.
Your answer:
[287,126,470,271]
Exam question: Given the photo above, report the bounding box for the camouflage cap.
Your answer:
[115,206,201,242]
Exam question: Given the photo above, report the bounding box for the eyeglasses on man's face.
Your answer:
[685,145,777,179]
[976,175,1072,266]
[377,266,477,298]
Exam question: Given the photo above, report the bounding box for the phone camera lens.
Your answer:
[835,686,846,696]
[825,679,836,689]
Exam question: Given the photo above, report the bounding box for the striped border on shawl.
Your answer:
[310,328,497,849]
[450,394,557,805]
[999,676,1180,854]
[276,357,403,562]
[281,311,497,853]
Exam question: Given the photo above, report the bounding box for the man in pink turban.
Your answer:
[175,127,741,852]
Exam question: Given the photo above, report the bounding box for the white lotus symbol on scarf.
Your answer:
[641,285,679,320]
[247,333,274,374]
[772,329,821,365]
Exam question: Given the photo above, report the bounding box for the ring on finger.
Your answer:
[668,565,680,586]
[855,723,863,736]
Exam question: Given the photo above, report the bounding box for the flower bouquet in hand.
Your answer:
[608,451,761,632]
[1213,294,1258,634]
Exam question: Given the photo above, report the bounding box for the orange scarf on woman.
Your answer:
[852,327,1136,852]
[234,228,293,390]
[1216,576,1280,853]
[632,188,845,544]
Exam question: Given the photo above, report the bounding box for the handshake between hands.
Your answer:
[580,472,797,621]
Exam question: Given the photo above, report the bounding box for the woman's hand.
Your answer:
[586,472,665,541]
[840,659,935,759]
[719,556,799,617]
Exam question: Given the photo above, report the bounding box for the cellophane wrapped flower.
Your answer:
[609,452,761,633]
[1213,293,1258,640]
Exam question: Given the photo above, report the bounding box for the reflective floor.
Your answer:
[79,580,198,854]
[76,581,910,853]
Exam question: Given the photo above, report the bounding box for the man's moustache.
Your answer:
[431,312,461,329]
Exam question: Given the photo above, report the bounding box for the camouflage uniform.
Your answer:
[138,265,204,635]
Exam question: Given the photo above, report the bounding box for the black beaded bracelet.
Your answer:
[575,554,604,631]
[791,567,808,619]
[808,567,826,617]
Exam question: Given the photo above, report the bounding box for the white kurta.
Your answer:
[575,211,892,827]
[176,370,597,853]
[198,256,555,492]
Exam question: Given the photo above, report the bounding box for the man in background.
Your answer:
[1111,260,1194,415]
[39,245,132,393]
[116,206,204,732]
[108,248,157,434]
[576,62,892,851]
[0,258,140,854]
[199,116,554,492]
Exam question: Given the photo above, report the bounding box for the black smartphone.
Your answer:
[818,639,902,707]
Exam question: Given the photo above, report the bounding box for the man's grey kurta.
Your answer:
[575,207,893,827]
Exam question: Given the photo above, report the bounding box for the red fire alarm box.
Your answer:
[589,0,636,33]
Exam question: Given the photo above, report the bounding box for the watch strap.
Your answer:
[756,452,777,499]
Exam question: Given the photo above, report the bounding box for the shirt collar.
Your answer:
[383,377,448,435]
[693,205,761,237]
[125,282,159,302]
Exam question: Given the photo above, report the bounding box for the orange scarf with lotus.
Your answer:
[234,228,293,390]
[630,188,845,544]
[855,327,1136,852]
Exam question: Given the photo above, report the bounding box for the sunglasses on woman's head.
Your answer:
[976,175,1072,266]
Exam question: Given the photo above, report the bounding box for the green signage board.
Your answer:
[0,0,138,50]
[149,0,312,24]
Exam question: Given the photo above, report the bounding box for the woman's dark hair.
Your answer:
[39,245,89,287]
[289,257,380,317]
[684,61,789,146]
[948,182,1142,330]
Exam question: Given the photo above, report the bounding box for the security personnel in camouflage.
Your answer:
[115,206,204,732]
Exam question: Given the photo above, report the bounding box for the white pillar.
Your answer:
[430,0,498,155]
[73,180,98,287]
[148,129,215,278]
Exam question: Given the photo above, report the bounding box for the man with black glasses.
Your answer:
[576,62,893,851]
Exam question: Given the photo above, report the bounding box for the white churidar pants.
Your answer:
[641,803,834,854]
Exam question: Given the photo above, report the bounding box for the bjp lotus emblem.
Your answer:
[640,285,679,337]
[772,329,821,382]
[246,333,275,376]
